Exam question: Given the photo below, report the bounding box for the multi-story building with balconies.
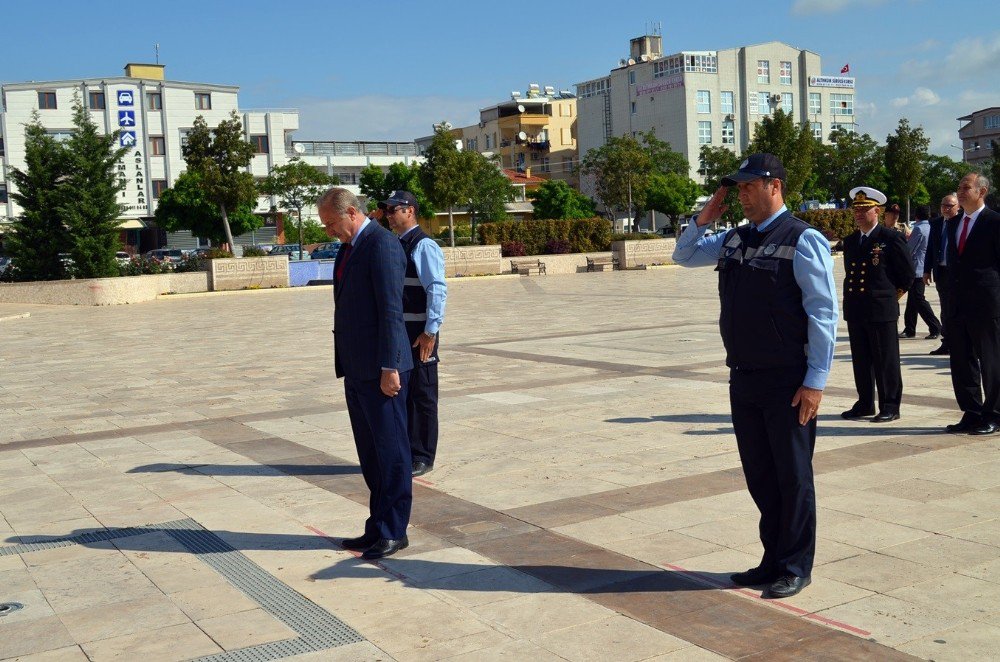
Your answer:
[576,34,858,185]
[957,107,1000,167]
[0,64,422,252]
[455,84,578,186]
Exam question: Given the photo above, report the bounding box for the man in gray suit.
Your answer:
[318,187,414,560]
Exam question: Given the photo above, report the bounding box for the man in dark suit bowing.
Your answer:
[944,174,1000,435]
[318,187,414,559]
[924,193,962,356]
[841,187,915,423]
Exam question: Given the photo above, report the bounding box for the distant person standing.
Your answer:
[924,194,962,356]
[841,187,914,423]
[883,203,907,237]
[382,191,447,477]
[900,205,941,340]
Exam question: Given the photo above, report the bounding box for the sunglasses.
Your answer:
[385,205,410,214]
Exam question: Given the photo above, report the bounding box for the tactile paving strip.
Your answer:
[3,518,364,661]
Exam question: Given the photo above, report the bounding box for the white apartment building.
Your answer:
[576,35,857,185]
[0,64,422,251]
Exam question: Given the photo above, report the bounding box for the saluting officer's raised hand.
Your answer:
[697,186,730,227]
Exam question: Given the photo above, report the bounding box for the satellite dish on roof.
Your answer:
[517,104,525,113]
[293,143,305,154]
[517,131,527,141]
[627,58,636,66]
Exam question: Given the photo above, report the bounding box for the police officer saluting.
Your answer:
[841,187,915,422]
[673,153,838,599]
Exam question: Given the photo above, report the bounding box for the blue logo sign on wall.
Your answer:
[118,110,136,127]
[120,131,137,147]
[117,90,135,106]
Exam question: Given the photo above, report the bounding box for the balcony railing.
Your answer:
[290,141,419,157]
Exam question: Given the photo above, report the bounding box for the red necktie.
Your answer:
[958,216,971,255]
[335,242,353,282]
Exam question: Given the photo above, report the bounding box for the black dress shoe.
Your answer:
[412,461,433,477]
[925,332,940,340]
[898,331,915,339]
[841,404,876,420]
[361,537,409,560]
[871,411,900,423]
[341,534,377,551]
[763,575,811,599]
[970,421,998,436]
[929,345,949,356]
[730,565,779,586]
[946,417,978,433]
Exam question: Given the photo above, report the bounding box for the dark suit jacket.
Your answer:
[946,207,1000,321]
[842,223,915,323]
[924,212,962,281]
[333,220,413,380]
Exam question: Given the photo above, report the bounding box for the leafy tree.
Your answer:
[154,171,259,247]
[59,100,127,278]
[642,130,689,176]
[5,115,72,281]
[419,126,474,247]
[261,158,334,258]
[528,179,596,219]
[182,112,258,250]
[747,109,815,209]
[581,134,652,230]
[884,118,930,221]
[814,128,887,204]
[359,162,434,219]
[698,145,742,226]
[466,153,514,239]
[645,172,702,234]
[289,218,330,245]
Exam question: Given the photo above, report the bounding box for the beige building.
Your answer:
[456,85,578,186]
[576,35,857,185]
[957,107,1000,166]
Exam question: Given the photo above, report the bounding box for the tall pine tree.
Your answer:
[5,114,71,281]
[60,100,127,278]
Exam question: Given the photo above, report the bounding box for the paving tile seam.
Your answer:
[195,421,914,660]
[2,517,364,662]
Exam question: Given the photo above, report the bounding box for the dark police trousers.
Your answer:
[730,366,816,578]
[344,371,412,540]
[408,341,440,465]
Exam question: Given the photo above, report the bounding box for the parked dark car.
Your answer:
[310,242,341,260]
[144,248,184,264]
[270,244,309,260]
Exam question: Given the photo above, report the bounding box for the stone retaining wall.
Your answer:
[209,256,289,291]
[0,272,209,306]
[612,238,677,269]
[441,245,502,277]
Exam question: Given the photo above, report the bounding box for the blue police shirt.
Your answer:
[672,206,838,390]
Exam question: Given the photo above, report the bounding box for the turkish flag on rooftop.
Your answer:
[840,64,850,74]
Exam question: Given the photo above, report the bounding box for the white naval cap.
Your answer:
[849,186,887,208]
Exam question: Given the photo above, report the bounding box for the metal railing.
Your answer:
[290,141,419,157]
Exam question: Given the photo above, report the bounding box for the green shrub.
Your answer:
[479,217,612,255]
[799,209,856,241]
[119,256,170,276]
[241,245,267,257]
[173,256,206,273]
[501,241,527,257]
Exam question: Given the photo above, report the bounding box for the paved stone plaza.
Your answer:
[1,263,999,661]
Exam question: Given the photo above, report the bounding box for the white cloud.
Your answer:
[791,0,889,16]
[285,94,495,142]
[891,87,941,108]
[901,32,1000,82]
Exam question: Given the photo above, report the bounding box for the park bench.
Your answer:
[511,258,546,276]
[586,255,618,272]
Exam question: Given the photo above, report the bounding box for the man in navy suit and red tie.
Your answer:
[945,174,1000,435]
[318,187,414,559]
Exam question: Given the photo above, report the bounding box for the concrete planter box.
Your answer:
[208,256,289,291]
[612,238,677,269]
[0,272,209,306]
[441,245,502,277]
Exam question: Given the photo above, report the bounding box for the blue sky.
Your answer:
[2,0,997,157]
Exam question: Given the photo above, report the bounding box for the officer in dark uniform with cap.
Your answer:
[841,187,915,422]
[673,153,838,600]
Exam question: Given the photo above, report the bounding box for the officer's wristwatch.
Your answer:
[422,331,436,340]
